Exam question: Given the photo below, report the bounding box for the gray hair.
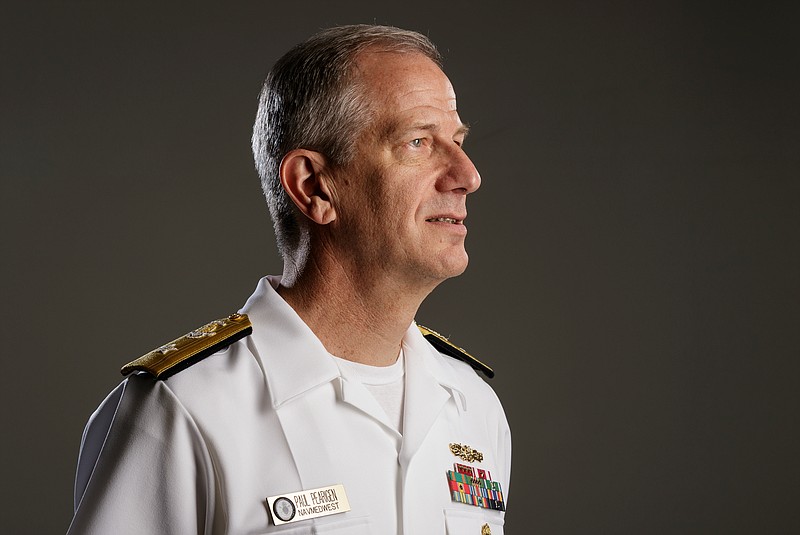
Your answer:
[251,24,441,260]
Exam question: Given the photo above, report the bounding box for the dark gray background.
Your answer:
[2,1,798,533]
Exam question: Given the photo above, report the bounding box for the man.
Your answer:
[68,25,511,534]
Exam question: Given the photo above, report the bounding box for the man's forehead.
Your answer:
[354,50,457,110]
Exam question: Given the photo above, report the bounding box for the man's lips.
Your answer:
[425,215,465,225]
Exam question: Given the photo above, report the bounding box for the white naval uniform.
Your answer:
[68,276,511,534]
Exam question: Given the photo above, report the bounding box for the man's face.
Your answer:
[329,51,481,289]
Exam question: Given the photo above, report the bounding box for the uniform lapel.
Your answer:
[239,277,342,489]
[399,322,458,467]
[240,276,403,490]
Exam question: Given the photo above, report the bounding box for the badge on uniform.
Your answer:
[266,484,351,525]
[446,443,505,511]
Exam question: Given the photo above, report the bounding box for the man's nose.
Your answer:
[441,143,481,194]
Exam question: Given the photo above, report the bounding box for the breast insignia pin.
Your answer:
[449,442,484,463]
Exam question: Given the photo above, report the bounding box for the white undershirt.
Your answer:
[332,350,406,434]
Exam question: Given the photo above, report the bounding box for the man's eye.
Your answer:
[409,138,423,148]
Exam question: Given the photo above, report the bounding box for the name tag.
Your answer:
[266,484,351,525]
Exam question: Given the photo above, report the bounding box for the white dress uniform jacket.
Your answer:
[68,276,511,534]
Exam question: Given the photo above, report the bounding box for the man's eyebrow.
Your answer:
[384,122,471,140]
[405,123,439,135]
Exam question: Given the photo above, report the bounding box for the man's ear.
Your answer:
[279,149,337,225]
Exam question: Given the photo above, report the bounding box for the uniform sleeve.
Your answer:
[67,375,219,535]
[497,397,512,507]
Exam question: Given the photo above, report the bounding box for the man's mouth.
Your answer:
[426,217,462,224]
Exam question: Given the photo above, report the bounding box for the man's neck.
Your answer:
[277,257,435,367]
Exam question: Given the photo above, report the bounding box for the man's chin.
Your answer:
[431,251,470,282]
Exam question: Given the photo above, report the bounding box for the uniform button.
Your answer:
[481,523,491,535]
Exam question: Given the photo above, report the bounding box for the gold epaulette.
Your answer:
[417,324,494,379]
[121,313,252,379]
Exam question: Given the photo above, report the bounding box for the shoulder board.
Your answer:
[121,313,252,379]
[417,324,494,379]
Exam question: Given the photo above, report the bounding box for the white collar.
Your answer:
[239,276,466,409]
